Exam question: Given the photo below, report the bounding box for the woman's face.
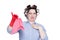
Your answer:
[26,9,37,22]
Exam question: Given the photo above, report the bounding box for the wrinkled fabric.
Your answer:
[10,12,18,27]
[11,18,24,34]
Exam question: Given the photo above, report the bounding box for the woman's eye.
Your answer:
[28,13,36,14]
[34,13,36,14]
[29,13,32,14]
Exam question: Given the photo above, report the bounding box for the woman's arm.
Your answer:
[7,12,18,34]
[7,12,24,34]
[31,24,48,40]
[7,18,24,34]
[38,26,48,40]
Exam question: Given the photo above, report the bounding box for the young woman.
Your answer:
[7,5,48,40]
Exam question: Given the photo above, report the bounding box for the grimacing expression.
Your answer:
[26,9,37,22]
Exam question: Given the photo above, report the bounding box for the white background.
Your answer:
[0,0,60,40]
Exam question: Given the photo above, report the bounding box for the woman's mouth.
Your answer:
[31,17,34,19]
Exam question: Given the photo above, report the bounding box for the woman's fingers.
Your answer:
[31,24,39,29]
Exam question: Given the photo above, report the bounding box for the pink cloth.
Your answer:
[11,18,24,34]
[10,12,18,27]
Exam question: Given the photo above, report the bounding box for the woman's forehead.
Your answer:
[29,9,36,13]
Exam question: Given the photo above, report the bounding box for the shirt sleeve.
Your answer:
[39,24,48,40]
[7,26,12,34]
[43,33,48,40]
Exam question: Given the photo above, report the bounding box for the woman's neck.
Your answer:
[29,21,35,24]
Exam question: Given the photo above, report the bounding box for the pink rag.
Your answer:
[11,18,24,34]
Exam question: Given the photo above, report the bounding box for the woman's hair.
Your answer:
[24,5,39,17]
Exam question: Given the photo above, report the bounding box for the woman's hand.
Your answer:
[31,24,40,30]
[31,24,46,40]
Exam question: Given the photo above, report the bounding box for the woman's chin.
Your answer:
[30,20,35,22]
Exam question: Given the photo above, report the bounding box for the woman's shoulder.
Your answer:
[22,21,29,25]
[22,21,28,24]
[35,22,43,26]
